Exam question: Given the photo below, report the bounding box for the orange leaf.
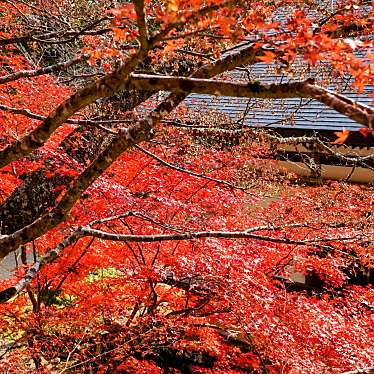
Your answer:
[257,51,276,63]
[331,129,350,144]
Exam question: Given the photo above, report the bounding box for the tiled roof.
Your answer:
[184,0,373,134]
[184,60,373,132]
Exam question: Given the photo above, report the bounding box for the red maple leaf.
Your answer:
[359,127,372,138]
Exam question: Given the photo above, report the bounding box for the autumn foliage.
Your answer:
[0,0,373,373]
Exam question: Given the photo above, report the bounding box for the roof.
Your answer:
[184,61,374,133]
[138,2,373,146]
[184,1,373,136]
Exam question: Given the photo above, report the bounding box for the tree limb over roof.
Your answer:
[128,73,374,127]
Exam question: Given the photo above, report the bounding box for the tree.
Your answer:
[0,0,373,372]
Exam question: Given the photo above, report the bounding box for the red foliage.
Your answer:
[0,0,373,373]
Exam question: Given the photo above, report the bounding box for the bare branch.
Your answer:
[266,133,374,164]
[0,55,88,84]
[0,104,46,121]
[80,227,362,245]
[0,105,118,135]
[130,73,310,98]
[0,17,112,46]
[0,103,130,128]
[89,210,184,233]
[303,83,374,128]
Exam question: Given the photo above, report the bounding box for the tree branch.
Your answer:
[0,230,82,302]
[342,367,374,374]
[149,0,235,45]
[0,48,149,169]
[0,43,265,259]
[0,55,88,84]
[0,104,123,134]
[0,17,112,46]
[133,0,149,49]
[128,74,374,127]
[130,73,310,98]
[0,217,365,303]
[79,227,360,245]
[302,82,374,128]
[134,144,247,190]
[0,31,262,170]
[266,133,374,164]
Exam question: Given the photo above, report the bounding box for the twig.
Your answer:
[134,144,247,191]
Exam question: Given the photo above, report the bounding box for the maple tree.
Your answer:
[0,0,373,373]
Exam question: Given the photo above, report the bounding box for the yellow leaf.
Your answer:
[167,0,179,12]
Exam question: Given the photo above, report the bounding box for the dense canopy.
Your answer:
[0,0,373,373]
